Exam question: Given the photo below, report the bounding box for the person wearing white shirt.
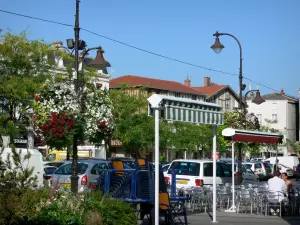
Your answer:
[268,171,286,215]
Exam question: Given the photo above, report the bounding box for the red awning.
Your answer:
[222,128,283,144]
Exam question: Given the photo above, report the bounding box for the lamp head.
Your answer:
[252,91,265,105]
[211,37,224,54]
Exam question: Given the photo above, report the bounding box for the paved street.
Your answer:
[140,211,300,225]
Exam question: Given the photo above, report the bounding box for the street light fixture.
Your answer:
[211,37,224,54]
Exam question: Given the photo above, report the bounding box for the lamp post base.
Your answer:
[71,175,79,193]
[225,205,236,213]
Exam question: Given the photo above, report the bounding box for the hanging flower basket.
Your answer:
[34,81,115,149]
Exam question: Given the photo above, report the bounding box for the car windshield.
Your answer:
[168,162,200,176]
[244,164,252,169]
[54,163,88,175]
[44,167,57,175]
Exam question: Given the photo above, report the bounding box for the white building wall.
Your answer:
[247,100,288,155]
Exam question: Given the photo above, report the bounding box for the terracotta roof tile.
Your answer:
[192,85,227,97]
[110,75,206,96]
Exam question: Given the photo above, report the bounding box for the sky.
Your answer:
[0,0,299,97]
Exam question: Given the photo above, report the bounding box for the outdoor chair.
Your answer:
[159,192,188,225]
[236,189,253,214]
[217,186,231,209]
[265,191,283,217]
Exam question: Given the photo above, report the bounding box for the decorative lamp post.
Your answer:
[211,31,245,184]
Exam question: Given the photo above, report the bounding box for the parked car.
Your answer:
[51,160,109,192]
[226,163,259,183]
[164,159,232,188]
[243,162,271,180]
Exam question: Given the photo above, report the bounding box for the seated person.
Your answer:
[268,171,286,215]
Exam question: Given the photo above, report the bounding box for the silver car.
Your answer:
[51,160,109,192]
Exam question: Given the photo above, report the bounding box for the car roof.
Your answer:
[171,159,222,163]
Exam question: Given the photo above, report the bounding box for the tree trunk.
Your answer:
[67,145,71,160]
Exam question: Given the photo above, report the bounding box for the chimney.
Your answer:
[280,89,285,95]
[184,76,191,87]
[204,77,211,86]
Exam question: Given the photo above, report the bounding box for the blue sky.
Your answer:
[1,0,299,97]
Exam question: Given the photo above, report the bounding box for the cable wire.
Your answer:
[0,8,284,93]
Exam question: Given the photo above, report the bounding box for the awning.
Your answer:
[148,95,224,125]
[222,128,283,144]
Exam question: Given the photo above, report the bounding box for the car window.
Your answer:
[242,165,246,173]
[255,163,262,168]
[203,163,214,177]
[54,163,88,175]
[45,154,56,161]
[44,167,57,175]
[168,162,200,176]
[220,163,231,177]
[244,164,252,170]
[162,165,169,172]
[91,163,108,175]
[263,162,270,168]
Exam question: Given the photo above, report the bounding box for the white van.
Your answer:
[264,156,299,171]
[164,159,232,188]
[1,148,44,187]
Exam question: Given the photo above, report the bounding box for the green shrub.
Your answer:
[26,191,137,225]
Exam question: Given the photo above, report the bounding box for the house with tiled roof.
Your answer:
[246,89,299,157]
[192,77,240,111]
[110,75,207,101]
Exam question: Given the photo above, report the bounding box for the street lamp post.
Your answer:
[211,31,246,184]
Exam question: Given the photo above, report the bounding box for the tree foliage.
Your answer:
[109,86,154,156]
[0,31,54,140]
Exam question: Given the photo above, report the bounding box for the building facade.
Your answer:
[246,90,299,157]
[109,75,240,160]
[192,77,240,111]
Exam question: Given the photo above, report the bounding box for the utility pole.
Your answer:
[71,0,80,193]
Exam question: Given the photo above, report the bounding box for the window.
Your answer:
[45,154,56,161]
[220,163,231,177]
[91,163,108,175]
[203,163,213,177]
[168,161,200,176]
[272,114,278,121]
[44,167,57,175]
[175,93,181,98]
[255,163,262,169]
[256,114,262,123]
[55,163,88,175]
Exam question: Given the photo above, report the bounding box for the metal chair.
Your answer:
[159,192,188,225]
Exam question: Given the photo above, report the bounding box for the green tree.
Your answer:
[0,31,54,141]
[109,86,155,157]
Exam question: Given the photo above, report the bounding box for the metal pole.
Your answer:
[154,108,160,225]
[71,0,80,194]
[212,124,217,222]
[225,141,236,212]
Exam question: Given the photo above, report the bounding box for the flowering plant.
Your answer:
[34,81,115,148]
